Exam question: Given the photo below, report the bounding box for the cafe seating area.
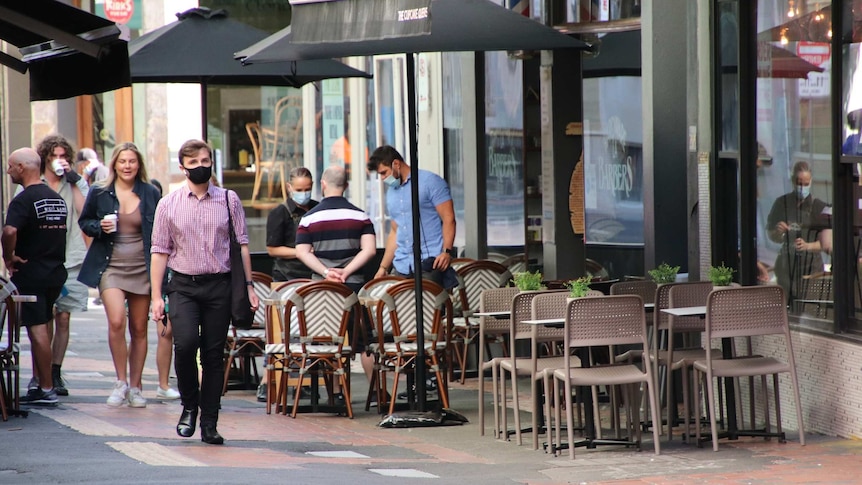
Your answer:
[224,259,805,463]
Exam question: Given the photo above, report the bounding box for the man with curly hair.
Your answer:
[28,135,90,396]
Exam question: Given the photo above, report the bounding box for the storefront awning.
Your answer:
[0,0,130,101]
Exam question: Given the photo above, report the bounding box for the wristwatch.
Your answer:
[245,280,254,287]
[444,247,456,257]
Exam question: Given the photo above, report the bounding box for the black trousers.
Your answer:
[168,272,231,426]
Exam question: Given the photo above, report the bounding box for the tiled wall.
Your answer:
[723,332,862,439]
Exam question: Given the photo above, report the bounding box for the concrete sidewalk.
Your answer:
[2,299,859,484]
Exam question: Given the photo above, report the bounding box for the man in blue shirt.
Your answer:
[367,145,456,288]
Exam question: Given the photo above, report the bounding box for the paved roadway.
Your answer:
[1,296,860,484]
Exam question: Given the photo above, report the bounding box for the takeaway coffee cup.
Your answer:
[103,214,118,234]
[51,159,65,176]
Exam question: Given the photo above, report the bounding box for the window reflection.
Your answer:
[582,31,644,246]
[442,52,468,250]
[484,51,524,247]
[755,0,833,324]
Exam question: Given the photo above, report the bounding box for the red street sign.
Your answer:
[104,0,133,24]
[797,41,830,66]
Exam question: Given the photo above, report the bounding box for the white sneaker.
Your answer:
[156,387,180,400]
[128,387,147,408]
[106,381,129,407]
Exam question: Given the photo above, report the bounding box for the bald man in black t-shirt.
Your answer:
[2,147,67,406]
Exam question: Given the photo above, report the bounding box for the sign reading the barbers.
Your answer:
[104,0,133,24]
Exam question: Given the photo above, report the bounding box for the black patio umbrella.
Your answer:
[584,30,822,79]
[0,0,130,101]
[238,0,589,412]
[129,7,371,139]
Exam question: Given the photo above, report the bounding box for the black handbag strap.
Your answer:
[225,190,238,244]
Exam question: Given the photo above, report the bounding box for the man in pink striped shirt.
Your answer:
[150,139,259,445]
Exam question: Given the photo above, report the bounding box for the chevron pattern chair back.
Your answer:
[288,281,358,350]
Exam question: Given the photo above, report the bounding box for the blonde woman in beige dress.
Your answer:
[78,143,161,408]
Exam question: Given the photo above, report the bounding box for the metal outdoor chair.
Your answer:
[247,94,301,207]
[0,278,20,421]
[500,253,527,275]
[222,271,271,396]
[285,281,359,418]
[476,285,519,437]
[373,279,452,416]
[497,289,580,449]
[263,278,311,414]
[693,286,805,451]
[451,260,512,384]
[359,275,405,412]
[663,281,719,440]
[551,295,661,458]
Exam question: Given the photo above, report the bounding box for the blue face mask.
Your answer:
[797,185,810,199]
[382,164,401,188]
[291,191,311,205]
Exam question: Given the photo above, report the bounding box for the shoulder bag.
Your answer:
[226,190,255,329]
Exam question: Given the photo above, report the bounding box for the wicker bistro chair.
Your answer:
[552,295,661,459]
[476,286,519,436]
[222,271,272,396]
[451,261,512,384]
[284,281,360,418]
[693,286,805,451]
[359,275,406,412]
[373,279,452,416]
[0,278,20,421]
[663,281,719,440]
[262,279,311,414]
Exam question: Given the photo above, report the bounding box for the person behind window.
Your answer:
[766,161,830,302]
[842,109,862,155]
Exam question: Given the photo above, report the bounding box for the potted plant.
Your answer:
[648,262,680,284]
[565,276,592,299]
[512,270,545,292]
[708,263,735,287]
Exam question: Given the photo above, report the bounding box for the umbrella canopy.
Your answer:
[0,0,130,101]
[584,30,822,80]
[236,0,589,412]
[129,7,371,87]
[129,7,371,138]
[236,0,588,62]
[755,44,824,79]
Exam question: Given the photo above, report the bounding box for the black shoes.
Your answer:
[176,407,198,438]
[200,424,224,445]
[53,376,69,396]
[20,387,59,406]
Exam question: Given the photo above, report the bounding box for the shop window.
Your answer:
[754,0,833,329]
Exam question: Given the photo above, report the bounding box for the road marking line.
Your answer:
[307,451,370,458]
[106,442,206,467]
[369,468,438,478]
[32,409,134,436]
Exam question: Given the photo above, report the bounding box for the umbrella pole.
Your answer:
[201,82,209,142]
[407,52,427,412]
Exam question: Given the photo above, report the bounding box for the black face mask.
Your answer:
[184,165,212,185]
